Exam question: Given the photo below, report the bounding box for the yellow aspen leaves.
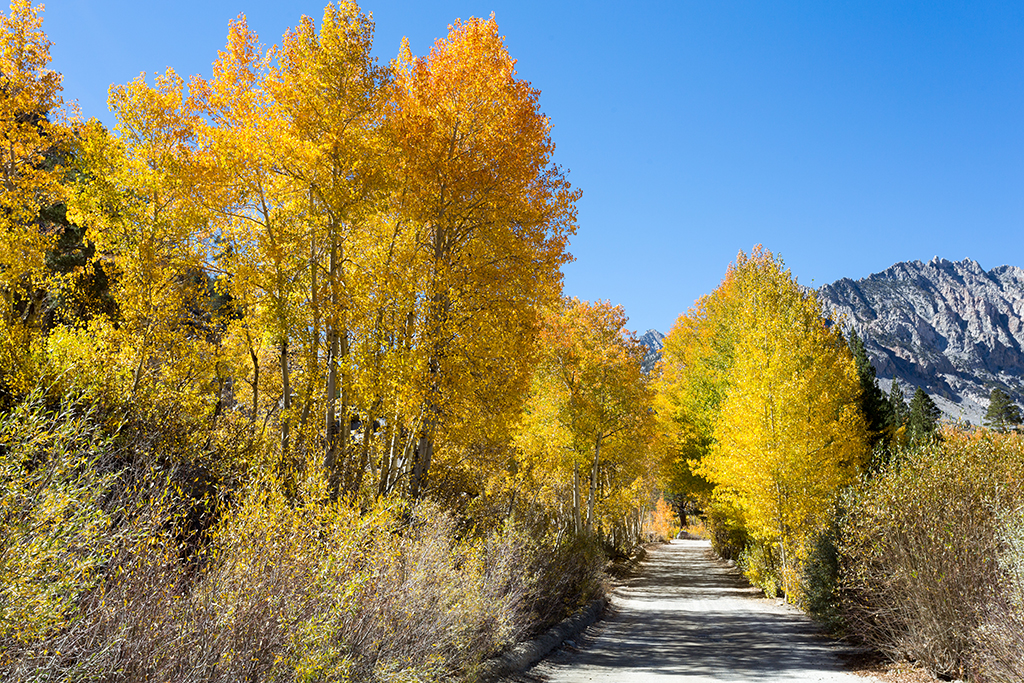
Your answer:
[388,16,578,496]
[0,0,72,391]
[659,246,869,597]
[518,298,656,542]
[0,0,67,305]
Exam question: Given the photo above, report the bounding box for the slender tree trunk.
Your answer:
[378,413,397,497]
[776,483,788,597]
[368,412,380,483]
[339,329,351,484]
[325,325,338,475]
[295,372,317,457]
[247,334,259,421]
[350,407,374,495]
[280,337,291,456]
[411,350,440,498]
[402,426,417,486]
[572,461,582,535]
[131,349,147,398]
[298,206,320,453]
[324,229,347,496]
[411,226,452,500]
[130,325,153,399]
[380,310,416,498]
[410,424,433,498]
[587,435,601,532]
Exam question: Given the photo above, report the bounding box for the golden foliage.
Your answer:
[0,6,672,680]
[0,391,116,642]
[518,298,658,545]
[658,247,869,596]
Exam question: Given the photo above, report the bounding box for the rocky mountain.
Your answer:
[638,329,665,374]
[818,257,1024,424]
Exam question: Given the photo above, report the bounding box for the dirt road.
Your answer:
[513,539,877,683]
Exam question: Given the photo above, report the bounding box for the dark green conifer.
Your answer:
[848,329,892,449]
[983,388,1022,432]
[888,378,910,429]
[908,387,940,445]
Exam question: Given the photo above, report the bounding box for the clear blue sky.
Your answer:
[43,1,1024,335]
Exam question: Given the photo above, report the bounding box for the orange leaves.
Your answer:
[390,14,576,282]
[541,298,645,426]
[8,1,581,504]
[0,0,70,306]
[519,297,656,536]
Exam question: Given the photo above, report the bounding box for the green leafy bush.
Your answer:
[705,501,748,562]
[737,540,780,598]
[800,511,842,629]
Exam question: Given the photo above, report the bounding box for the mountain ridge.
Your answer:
[637,329,665,374]
[639,257,1024,424]
[817,256,1024,424]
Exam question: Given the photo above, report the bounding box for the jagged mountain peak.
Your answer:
[637,329,665,374]
[818,258,1024,424]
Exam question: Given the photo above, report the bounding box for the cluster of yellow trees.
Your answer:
[3,0,877,633]
[0,1,900,675]
[0,0,663,543]
[655,246,869,597]
[519,299,658,545]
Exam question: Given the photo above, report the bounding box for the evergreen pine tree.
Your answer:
[888,378,910,429]
[848,329,892,449]
[983,388,1022,432]
[908,387,940,445]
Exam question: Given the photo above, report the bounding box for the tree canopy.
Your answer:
[657,246,869,597]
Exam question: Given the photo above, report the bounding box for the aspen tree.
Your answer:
[270,3,389,495]
[522,298,654,535]
[0,0,70,388]
[697,248,868,595]
[390,16,577,497]
[69,72,213,409]
[653,267,742,510]
[189,17,308,456]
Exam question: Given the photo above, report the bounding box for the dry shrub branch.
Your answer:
[1,461,605,682]
[837,429,1024,681]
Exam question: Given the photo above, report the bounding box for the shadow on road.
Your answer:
[515,539,871,683]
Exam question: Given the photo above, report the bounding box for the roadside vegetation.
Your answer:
[0,2,676,680]
[7,0,1019,680]
[655,246,1024,682]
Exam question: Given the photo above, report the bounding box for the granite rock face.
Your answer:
[638,329,665,374]
[818,257,1024,424]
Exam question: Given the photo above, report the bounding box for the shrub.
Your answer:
[972,505,1024,683]
[838,430,1024,680]
[705,501,748,562]
[0,390,119,642]
[2,469,606,683]
[801,511,842,629]
[737,540,780,598]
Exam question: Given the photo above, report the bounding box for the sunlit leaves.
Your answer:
[678,247,869,594]
[0,0,67,300]
[519,298,656,540]
[0,390,118,641]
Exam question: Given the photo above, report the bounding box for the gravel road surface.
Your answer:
[512,539,877,683]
